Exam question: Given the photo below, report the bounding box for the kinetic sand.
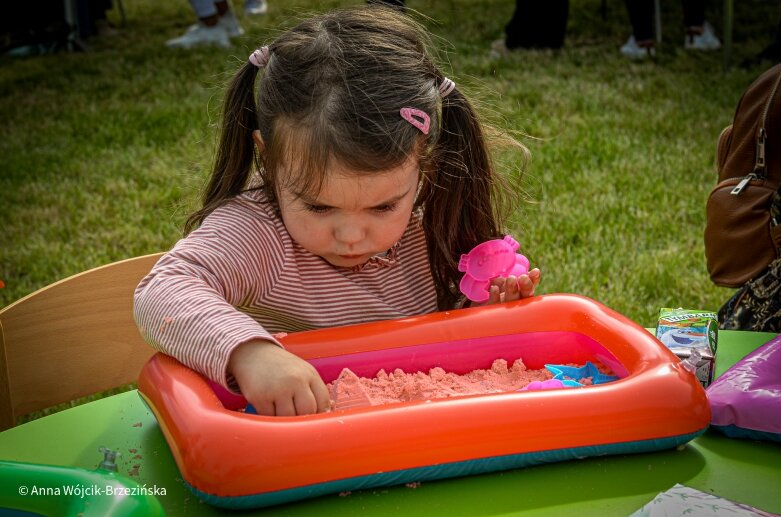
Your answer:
[327,359,616,410]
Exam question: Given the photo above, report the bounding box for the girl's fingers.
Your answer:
[488,284,501,304]
[518,274,535,297]
[293,388,318,416]
[311,379,333,413]
[252,399,276,416]
[504,275,520,301]
[273,396,297,417]
[482,271,541,304]
[490,277,506,289]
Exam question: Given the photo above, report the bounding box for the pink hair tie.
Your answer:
[438,77,456,98]
[249,46,271,68]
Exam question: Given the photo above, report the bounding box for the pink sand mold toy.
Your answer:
[458,235,530,303]
[519,379,581,391]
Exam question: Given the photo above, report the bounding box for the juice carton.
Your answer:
[655,308,718,388]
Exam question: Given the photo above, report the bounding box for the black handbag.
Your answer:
[718,251,781,333]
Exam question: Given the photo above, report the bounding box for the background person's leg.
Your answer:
[503,0,568,50]
[620,0,655,58]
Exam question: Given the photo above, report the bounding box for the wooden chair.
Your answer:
[0,253,164,431]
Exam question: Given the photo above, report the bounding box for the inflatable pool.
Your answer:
[137,294,710,509]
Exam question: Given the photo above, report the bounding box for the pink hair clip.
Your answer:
[438,77,456,98]
[400,107,430,135]
[249,46,271,68]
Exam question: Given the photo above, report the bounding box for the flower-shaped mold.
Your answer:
[458,236,530,302]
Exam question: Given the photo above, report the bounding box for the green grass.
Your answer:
[1,0,778,331]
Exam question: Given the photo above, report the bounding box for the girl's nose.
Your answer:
[334,219,366,246]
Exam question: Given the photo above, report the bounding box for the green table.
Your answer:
[0,331,779,516]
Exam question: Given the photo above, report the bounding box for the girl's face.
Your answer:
[276,156,420,268]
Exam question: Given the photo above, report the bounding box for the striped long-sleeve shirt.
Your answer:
[133,189,438,389]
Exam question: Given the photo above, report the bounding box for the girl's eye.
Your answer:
[373,203,398,213]
[303,203,398,214]
[305,204,331,214]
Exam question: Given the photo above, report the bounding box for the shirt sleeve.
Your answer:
[133,199,285,390]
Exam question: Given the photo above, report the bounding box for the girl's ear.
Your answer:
[252,130,265,156]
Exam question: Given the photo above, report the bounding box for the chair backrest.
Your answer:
[0,253,164,430]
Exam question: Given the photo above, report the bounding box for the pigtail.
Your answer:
[185,63,262,234]
[421,86,513,309]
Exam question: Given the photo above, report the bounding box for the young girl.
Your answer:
[134,7,540,417]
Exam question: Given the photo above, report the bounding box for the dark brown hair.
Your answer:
[186,7,526,309]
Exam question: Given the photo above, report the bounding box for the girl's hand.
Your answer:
[479,268,541,306]
[228,340,332,416]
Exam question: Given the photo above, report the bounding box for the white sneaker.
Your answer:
[219,11,244,38]
[620,36,656,60]
[166,23,230,49]
[245,0,268,15]
[685,21,721,51]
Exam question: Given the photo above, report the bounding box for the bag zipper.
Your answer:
[731,172,758,195]
[731,70,781,195]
